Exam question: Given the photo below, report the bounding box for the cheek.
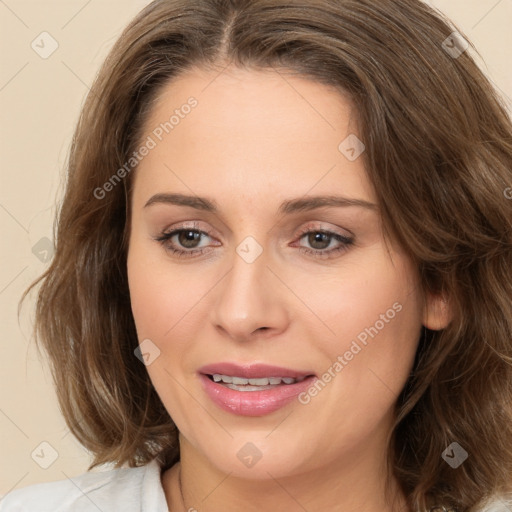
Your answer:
[126,242,207,431]
[295,248,423,406]
[127,239,209,342]
[307,247,421,351]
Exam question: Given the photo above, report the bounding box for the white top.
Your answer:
[1,459,511,511]
[0,459,168,511]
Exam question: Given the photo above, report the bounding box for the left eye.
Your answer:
[301,231,339,250]
[295,229,354,257]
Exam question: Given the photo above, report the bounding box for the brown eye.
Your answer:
[307,232,332,250]
[177,230,202,249]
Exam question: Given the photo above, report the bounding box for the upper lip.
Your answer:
[198,362,315,379]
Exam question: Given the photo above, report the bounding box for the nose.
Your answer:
[210,244,290,343]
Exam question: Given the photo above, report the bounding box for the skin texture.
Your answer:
[126,66,451,512]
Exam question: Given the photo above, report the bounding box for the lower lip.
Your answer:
[199,374,316,416]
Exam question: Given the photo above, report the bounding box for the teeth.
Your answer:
[249,378,269,385]
[210,374,307,386]
[225,383,275,391]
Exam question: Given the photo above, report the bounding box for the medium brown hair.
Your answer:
[21,0,512,510]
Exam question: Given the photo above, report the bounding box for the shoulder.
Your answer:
[0,459,167,512]
[478,494,512,512]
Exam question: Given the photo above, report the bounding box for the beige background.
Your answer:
[1,0,511,498]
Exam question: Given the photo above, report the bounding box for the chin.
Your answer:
[198,435,313,480]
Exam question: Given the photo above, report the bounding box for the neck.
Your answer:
[162,435,409,512]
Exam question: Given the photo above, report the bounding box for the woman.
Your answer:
[4,0,512,510]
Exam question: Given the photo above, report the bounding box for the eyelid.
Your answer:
[294,221,353,239]
[158,220,218,238]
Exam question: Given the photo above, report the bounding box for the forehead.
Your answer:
[147,65,356,137]
[132,65,375,205]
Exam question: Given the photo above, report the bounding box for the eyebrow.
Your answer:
[143,193,377,214]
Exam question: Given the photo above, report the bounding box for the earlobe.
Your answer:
[423,294,452,331]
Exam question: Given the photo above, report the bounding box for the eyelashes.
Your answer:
[154,225,354,260]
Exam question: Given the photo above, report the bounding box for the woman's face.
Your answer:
[127,66,437,479]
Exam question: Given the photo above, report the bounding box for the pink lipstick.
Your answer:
[198,362,316,416]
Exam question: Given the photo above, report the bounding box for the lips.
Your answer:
[198,362,317,416]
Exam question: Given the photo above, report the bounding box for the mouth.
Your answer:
[198,362,317,416]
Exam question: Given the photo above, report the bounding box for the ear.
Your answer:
[422,293,452,330]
